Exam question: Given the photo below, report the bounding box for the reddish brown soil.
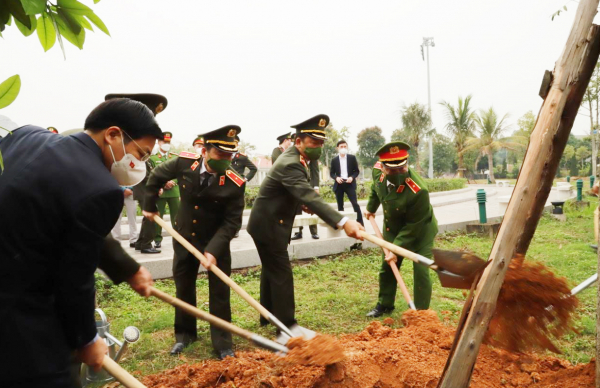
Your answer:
[286,335,346,365]
[485,255,579,353]
[142,310,594,388]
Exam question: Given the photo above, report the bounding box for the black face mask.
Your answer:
[387,172,408,186]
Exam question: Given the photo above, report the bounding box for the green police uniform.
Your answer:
[144,126,245,354]
[149,142,181,245]
[247,115,342,327]
[271,132,290,164]
[366,142,438,310]
[231,152,257,181]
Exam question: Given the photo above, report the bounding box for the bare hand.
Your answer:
[343,219,364,240]
[302,205,315,215]
[158,189,164,196]
[336,177,344,184]
[77,337,108,372]
[127,266,154,297]
[314,187,320,194]
[385,251,398,265]
[204,252,217,270]
[164,181,175,190]
[364,211,375,221]
[123,188,133,198]
[346,177,353,184]
[142,210,159,222]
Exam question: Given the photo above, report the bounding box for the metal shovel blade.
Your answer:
[432,249,487,289]
[275,324,317,345]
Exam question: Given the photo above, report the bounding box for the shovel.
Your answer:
[571,273,598,295]
[153,216,309,342]
[102,355,146,388]
[150,287,288,354]
[367,217,416,310]
[358,231,486,289]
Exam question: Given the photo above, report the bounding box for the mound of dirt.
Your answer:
[142,310,594,388]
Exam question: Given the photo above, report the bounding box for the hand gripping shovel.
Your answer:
[153,216,313,343]
[150,287,288,354]
[358,231,486,289]
[367,217,416,310]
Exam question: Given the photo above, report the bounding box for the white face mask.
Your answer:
[195,146,203,154]
[109,135,147,187]
[338,148,348,155]
[161,143,171,152]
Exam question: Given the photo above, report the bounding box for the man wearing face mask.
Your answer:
[330,140,363,226]
[271,132,292,164]
[363,142,438,317]
[193,136,204,154]
[149,132,180,249]
[247,114,365,333]
[0,98,162,388]
[143,126,245,360]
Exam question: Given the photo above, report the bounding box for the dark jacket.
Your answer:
[330,154,360,190]
[144,155,245,259]
[0,126,123,382]
[231,152,258,181]
[247,146,342,248]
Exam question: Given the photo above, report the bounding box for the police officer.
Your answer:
[271,132,291,164]
[247,114,364,331]
[143,126,245,360]
[193,136,204,154]
[231,135,257,182]
[149,131,180,248]
[104,93,168,254]
[364,142,438,316]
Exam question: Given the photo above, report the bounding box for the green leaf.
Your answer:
[55,13,84,49]
[37,13,56,52]
[56,0,93,15]
[57,8,82,35]
[84,11,109,35]
[76,14,93,31]
[93,0,101,3]
[20,0,47,15]
[564,5,567,11]
[15,14,37,36]
[0,149,4,173]
[0,75,22,109]
[6,0,31,29]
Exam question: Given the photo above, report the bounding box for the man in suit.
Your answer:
[271,132,291,164]
[0,98,162,388]
[247,114,364,332]
[330,140,364,226]
[149,131,180,249]
[143,126,245,360]
[105,93,168,254]
[364,142,438,316]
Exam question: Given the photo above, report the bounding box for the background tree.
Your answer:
[356,126,385,168]
[238,140,256,157]
[394,102,431,173]
[320,124,351,168]
[576,145,591,169]
[463,107,524,183]
[439,95,476,176]
[419,132,457,176]
[582,63,600,176]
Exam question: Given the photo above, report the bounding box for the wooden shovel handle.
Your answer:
[367,217,416,310]
[150,287,253,341]
[359,230,436,268]
[153,216,271,319]
[102,355,146,388]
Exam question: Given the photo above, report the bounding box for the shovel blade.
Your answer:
[275,324,317,345]
[432,249,487,289]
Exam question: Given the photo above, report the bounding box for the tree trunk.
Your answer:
[487,153,495,183]
[437,3,600,386]
[597,206,600,388]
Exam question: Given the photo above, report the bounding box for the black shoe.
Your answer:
[291,232,303,240]
[350,243,363,250]
[134,245,141,251]
[311,234,319,239]
[170,342,186,355]
[590,244,598,252]
[234,231,239,238]
[366,304,394,318]
[217,349,235,360]
[155,241,161,248]
[129,243,136,248]
[141,247,161,254]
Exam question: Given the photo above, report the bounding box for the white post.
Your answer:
[422,37,435,179]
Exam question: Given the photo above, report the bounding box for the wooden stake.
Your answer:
[437,1,600,386]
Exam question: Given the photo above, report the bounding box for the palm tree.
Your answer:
[439,95,476,177]
[397,102,431,173]
[465,107,525,183]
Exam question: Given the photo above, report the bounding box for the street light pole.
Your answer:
[421,37,435,178]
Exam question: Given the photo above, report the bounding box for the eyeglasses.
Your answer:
[122,130,151,162]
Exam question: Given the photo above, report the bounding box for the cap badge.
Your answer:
[227,129,237,138]
[390,146,400,154]
[318,118,326,127]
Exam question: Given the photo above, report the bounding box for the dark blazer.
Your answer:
[330,154,360,190]
[248,146,342,249]
[0,126,124,383]
[231,152,258,181]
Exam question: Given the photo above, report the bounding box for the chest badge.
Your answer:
[397,185,405,193]
[191,161,200,171]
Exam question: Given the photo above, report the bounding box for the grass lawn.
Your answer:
[98,195,599,376]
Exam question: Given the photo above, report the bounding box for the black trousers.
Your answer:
[3,370,73,388]
[295,206,317,235]
[134,198,155,250]
[172,241,232,351]
[253,239,297,328]
[335,182,364,225]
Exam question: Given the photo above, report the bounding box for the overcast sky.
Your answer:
[0,0,594,155]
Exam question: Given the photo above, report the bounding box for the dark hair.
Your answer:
[279,138,287,145]
[337,140,347,147]
[84,99,163,140]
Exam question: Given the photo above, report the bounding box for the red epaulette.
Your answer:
[397,185,405,193]
[374,161,382,170]
[179,151,200,159]
[299,155,308,169]
[405,178,421,194]
[226,170,245,187]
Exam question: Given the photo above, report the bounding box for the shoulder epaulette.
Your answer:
[179,151,200,160]
[299,155,308,169]
[405,177,421,194]
[374,161,382,170]
[226,169,245,187]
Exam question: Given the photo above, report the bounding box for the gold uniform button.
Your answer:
[192,232,196,236]
[396,208,399,211]
[194,206,199,210]
[386,228,390,232]
[182,184,186,189]
[280,220,283,224]
[174,221,177,225]
[193,220,197,224]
